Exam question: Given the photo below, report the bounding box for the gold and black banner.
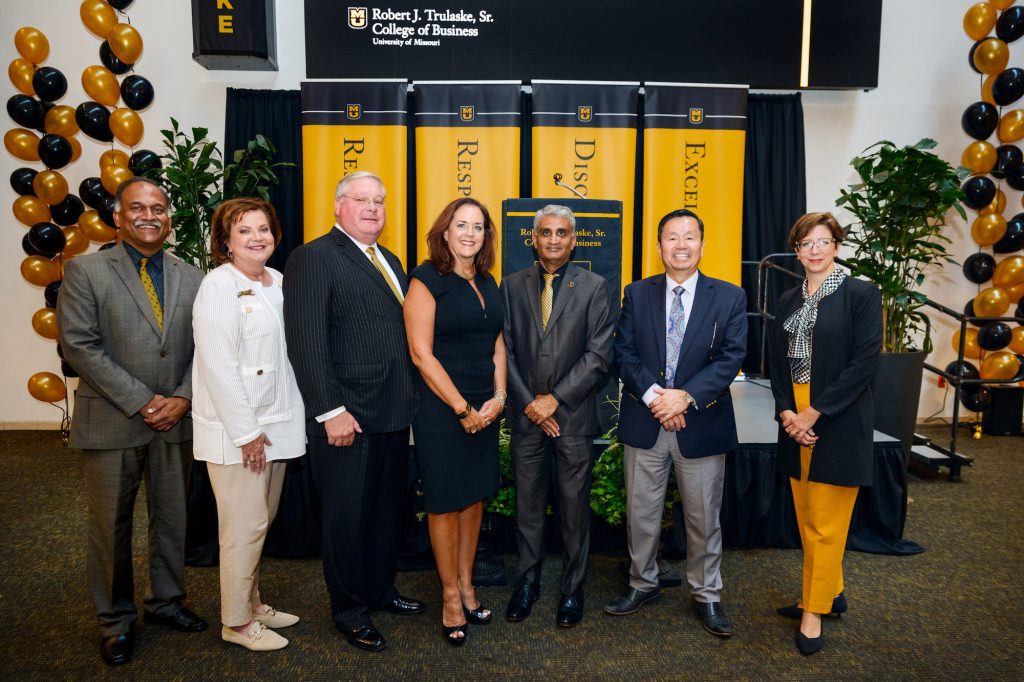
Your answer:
[413,81,521,276]
[531,80,638,292]
[191,0,277,71]
[300,80,409,266]
[642,82,748,284]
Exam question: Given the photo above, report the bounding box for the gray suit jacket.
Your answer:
[58,243,204,450]
[500,263,616,436]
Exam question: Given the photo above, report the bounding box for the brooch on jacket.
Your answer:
[237,289,255,298]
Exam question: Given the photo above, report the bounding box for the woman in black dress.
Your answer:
[405,197,506,646]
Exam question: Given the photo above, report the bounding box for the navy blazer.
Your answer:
[614,271,747,457]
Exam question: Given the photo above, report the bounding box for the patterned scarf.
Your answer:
[783,268,847,383]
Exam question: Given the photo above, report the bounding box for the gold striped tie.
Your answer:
[139,257,163,331]
[366,246,404,303]
[541,272,558,331]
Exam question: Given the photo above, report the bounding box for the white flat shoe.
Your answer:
[253,606,299,629]
[222,623,288,651]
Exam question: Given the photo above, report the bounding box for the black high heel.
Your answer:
[443,622,467,647]
[796,630,824,655]
[463,603,492,625]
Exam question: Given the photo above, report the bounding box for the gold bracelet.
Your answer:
[494,390,507,410]
[455,402,472,419]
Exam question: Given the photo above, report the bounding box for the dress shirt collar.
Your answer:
[334,223,379,252]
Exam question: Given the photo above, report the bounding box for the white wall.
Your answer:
[0,1,999,425]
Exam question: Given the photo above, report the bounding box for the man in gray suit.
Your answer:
[500,205,615,628]
[58,178,207,666]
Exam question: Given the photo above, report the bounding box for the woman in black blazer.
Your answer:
[766,212,882,656]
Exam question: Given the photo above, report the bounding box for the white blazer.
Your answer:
[191,264,298,453]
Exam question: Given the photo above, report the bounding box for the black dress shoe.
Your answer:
[777,592,848,620]
[796,630,824,655]
[505,583,539,622]
[692,600,732,638]
[342,624,387,652]
[603,586,661,616]
[381,594,426,616]
[143,606,208,632]
[556,589,584,628]
[100,632,134,666]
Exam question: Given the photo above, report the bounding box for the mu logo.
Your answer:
[347,104,361,120]
[348,7,367,29]
[689,108,704,125]
[460,106,475,121]
[578,106,593,122]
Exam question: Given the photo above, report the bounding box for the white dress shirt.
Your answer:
[641,270,700,406]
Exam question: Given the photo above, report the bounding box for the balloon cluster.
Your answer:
[959,0,1024,412]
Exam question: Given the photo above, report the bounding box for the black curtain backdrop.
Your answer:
[224,88,303,271]
[741,93,807,376]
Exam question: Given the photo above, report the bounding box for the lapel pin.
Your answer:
[237,289,254,298]
[568,281,575,288]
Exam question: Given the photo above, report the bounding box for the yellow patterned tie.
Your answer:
[541,272,558,331]
[366,246,404,303]
[139,257,163,331]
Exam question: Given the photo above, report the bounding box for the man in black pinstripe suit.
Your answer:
[284,171,423,652]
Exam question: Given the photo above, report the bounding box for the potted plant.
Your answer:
[836,138,968,462]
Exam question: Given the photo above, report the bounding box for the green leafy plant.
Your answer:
[146,118,292,272]
[836,138,968,353]
[484,423,517,517]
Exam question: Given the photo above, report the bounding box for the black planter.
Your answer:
[872,350,926,468]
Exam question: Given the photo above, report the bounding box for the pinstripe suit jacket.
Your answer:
[58,242,203,450]
[283,226,417,434]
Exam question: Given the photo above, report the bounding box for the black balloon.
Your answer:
[962,101,1000,140]
[75,101,113,142]
[28,222,67,257]
[107,0,135,9]
[993,144,1024,180]
[56,342,64,360]
[79,177,112,209]
[37,133,72,169]
[961,385,992,412]
[997,6,1024,43]
[963,252,996,284]
[32,67,67,102]
[98,196,116,228]
[51,194,85,226]
[993,68,1024,106]
[963,176,997,209]
[22,233,45,257]
[98,242,117,251]
[99,40,132,75]
[10,167,38,196]
[969,41,984,75]
[1007,164,1024,191]
[1018,300,1024,320]
[6,94,45,129]
[44,280,62,308]
[128,149,161,176]
[978,321,1013,351]
[120,75,154,110]
[994,214,1024,253]
[61,360,78,379]
[945,360,981,388]
[965,298,978,324]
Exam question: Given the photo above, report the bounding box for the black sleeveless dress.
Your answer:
[410,262,503,513]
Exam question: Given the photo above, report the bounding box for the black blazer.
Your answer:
[767,276,883,487]
[283,227,417,434]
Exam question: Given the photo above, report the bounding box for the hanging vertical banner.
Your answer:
[642,82,748,284]
[301,80,409,266]
[413,81,521,275]
[531,80,638,293]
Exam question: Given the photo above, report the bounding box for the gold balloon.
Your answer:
[980,188,1007,216]
[44,105,79,137]
[69,136,82,163]
[953,328,984,360]
[4,128,41,162]
[13,195,51,226]
[8,57,35,96]
[962,140,998,174]
[964,3,998,41]
[1004,282,1024,304]
[80,0,118,38]
[989,0,1016,10]
[32,170,69,206]
[27,372,67,403]
[108,108,144,147]
[100,163,133,195]
[99,148,130,169]
[20,255,61,287]
[974,37,1010,76]
[82,65,120,108]
[994,256,1024,288]
[982,74,997,106]
[975,286,1011,318]
[972,213,1008,246]
[79,209,117,242]
[31,308,59,340]
[1010,327,1024,354]
[15,27,49,64]
[999,109,1024,143]
[63,225,89,256]
[107,23,143,64]
[981,350,1020,380]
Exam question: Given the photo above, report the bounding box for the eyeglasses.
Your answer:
[342,195,385,208]
[796,238,836,252]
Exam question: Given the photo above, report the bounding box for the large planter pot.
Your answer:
[872,350,926,468]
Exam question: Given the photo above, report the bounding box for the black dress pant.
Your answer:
[308,429,409,629]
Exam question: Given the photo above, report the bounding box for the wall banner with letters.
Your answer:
[642,83,748,284]
[412,81,521,277]
[300,80,409,266]
[531,81,638,294]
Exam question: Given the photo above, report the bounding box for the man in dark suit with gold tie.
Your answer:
[284,171,424,652]
[500,205,615,628]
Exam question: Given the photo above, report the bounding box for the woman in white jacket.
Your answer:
[192,198,305,651]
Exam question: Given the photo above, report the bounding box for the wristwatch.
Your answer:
[682,390,697,411]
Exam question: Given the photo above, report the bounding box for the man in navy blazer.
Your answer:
[604,209,747,638]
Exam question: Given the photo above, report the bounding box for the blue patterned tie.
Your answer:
[665,285,685,384]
